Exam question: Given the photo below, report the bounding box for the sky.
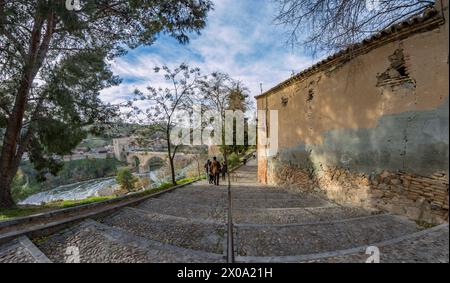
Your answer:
[99,0,318,107]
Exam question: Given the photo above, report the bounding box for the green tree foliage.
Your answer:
[116,168,138,193]
[198,72,251,188]
[199,73,251,157]
[0,0,213,208]
[227,81,251,155]
[227,152,240,168]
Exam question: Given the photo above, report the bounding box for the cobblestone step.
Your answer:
[234,214,420,257]
[172,188,317,200]
[233,206,377,224]
[236,224,449,263]
[157,193,228,207]
[36,220,225,263]
[307,224,450,263]
[233,197,329,209]
[0,236,51,263]
[3,157,444,263]
[138,198,227,222]
[101,207,227,254]
[157,193,329,209]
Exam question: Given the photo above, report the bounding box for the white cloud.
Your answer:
[100,0,318,109]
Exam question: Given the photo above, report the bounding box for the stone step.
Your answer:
[137,198,228,222]
[171,189,315,200]
[234,214,420,257]
[157,193,329,209]
[101,207,227,254]
[0,236,51,263]
[233,206,377,224]
[180,183,288,195]
[233,196,329,209]
[36,220,224,263]
[307,224,450,263]
[236,224,449,263]
[157,192,228,207]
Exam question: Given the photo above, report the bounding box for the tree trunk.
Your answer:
[0,179,15,209]
[197,158,201,179]
[169,157,177,186]
[0,12,53,209]
[0,74,34,209]
[166,127,177,186]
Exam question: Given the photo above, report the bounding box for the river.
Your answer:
[19,164,195,205]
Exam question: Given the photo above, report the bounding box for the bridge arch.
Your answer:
[126,152,168,173]
[126,151,197,173]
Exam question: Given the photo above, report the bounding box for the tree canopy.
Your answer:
[0,0,213,208]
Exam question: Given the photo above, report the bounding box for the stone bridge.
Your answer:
[126,151,196,173]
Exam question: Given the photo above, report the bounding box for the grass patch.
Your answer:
[48,196,115,208]
[0,196,114,221]
[0,206,51,221]
[0,177,200,222]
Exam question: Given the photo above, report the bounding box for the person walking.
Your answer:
[210,157,221,186]
[204,160,212,184]
[221,161,228,181]
[209,168,215,184]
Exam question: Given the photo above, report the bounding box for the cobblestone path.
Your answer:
[1,158,448,263]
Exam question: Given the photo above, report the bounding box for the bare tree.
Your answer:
[273,0,435,54]
[133,64,201,186]
[199,72,234,156]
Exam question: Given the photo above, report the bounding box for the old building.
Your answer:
[256,1,449,224]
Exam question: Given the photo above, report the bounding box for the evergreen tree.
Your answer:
[0,0,212,208]
[116,168,138,193]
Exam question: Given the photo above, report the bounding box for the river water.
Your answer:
[19,164,194,205]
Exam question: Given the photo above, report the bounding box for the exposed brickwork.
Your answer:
[268,164,449,224]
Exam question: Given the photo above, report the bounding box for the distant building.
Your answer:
[113,137,135,161]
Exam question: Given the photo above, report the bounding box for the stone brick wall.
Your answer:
[268,162,449,224]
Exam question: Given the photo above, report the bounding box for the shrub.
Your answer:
[228,153,240,168]
[116,168,138,193]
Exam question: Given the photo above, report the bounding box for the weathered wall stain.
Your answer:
[275,97,449,175]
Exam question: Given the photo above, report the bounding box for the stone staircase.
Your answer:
[0,158,448,263]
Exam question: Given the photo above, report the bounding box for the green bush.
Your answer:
[116,168,138,193]
[11,170,40,202]
[227,153,240,168]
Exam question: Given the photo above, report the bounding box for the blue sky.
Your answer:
[100,0,318,106]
